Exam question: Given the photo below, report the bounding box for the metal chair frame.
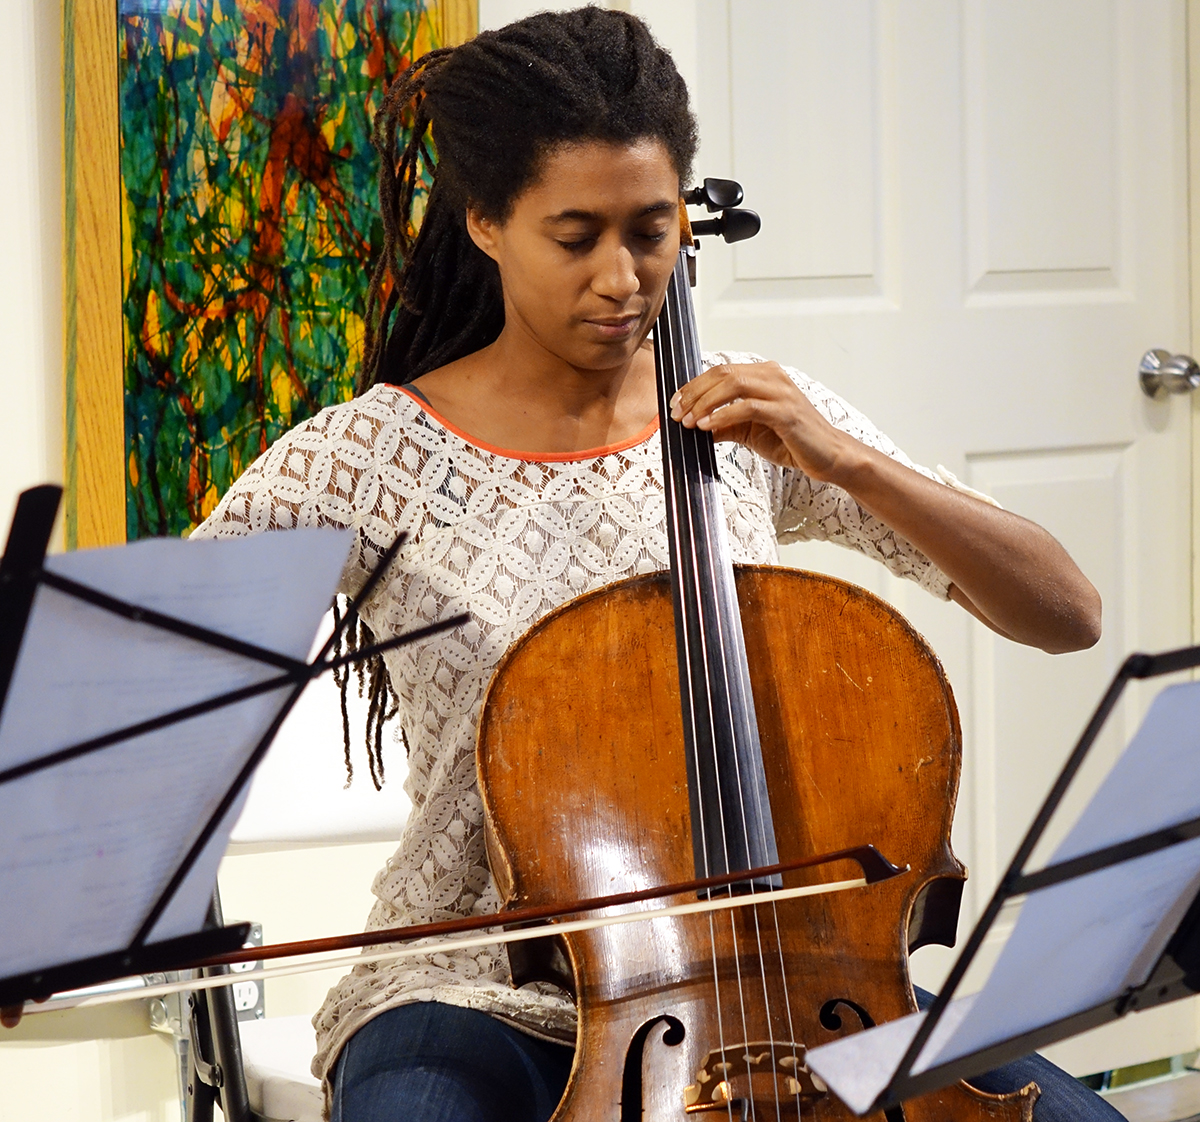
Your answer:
[185,892,255,1122]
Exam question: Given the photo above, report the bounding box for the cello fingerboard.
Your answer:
[653,249,781,892]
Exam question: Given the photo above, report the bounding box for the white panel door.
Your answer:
[690,0,1194,1074]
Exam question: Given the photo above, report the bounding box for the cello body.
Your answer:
[478,566,1036,1122]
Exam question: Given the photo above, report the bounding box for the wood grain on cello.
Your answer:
[480,570,1036,1121]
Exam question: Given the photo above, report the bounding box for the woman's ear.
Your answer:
[466,208,502,263]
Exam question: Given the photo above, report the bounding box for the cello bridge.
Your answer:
[683,1041,827,1113]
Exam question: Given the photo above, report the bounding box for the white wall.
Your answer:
[0,0,64,539]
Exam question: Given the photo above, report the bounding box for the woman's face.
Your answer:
[467,138,682,371]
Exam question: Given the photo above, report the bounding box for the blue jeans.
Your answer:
[329,1002,572,1122]
[331,997,1123,1121]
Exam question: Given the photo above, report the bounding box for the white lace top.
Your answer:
[191,352,953,1087]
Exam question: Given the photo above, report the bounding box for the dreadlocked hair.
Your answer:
[360,5,699,391]
[341,7,697,786]
[331,596,406,790]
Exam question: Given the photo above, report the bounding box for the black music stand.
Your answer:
[807,641,1200,1114]
[0,484,462,1008]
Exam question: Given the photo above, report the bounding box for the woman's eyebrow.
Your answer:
[543,200,676,224]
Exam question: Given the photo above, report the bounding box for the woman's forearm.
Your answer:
[826,439,1102,654]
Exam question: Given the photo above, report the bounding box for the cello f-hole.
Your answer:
[819,998,877,1032]
[620,1015,686,1122]
[820,998,911,1118]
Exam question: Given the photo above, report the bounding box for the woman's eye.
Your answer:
[557,237,595,252]
[639,230,669,243]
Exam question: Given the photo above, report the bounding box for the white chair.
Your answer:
[237,1015,324,1122]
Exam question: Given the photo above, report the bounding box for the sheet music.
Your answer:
[918,680,1200,1070]
[808,679,1200,1108]
[0,528,351,979]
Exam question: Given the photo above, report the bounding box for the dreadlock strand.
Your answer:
[331,598,355,787]
[366,671,384,791]
[353,615,371,697]
[362,50,451,384]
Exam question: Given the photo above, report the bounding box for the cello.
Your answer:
[476,181,1038,1121]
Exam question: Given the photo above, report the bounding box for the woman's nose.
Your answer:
[593,240,639,302]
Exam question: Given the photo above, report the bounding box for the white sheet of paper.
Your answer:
[0,528,351,979]
[804,1000,977,1116]
[808,679,1200,1107]
[922,681,1200,1069]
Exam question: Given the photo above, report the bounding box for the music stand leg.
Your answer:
[186,892,252,1122]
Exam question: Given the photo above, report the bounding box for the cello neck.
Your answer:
[653,239,781,890]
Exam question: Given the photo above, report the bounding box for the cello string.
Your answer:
[656,269,724,967]
[669,259,785,1117]
[671,254,776,1118]
[666,257,766,1121]
[667,240,801,1115]
[660,279,717,886]
[661,271,719,870]
[680,428,770,1122]
[770,891,804,1114]
[687,417,797,1080]
[722,904,762,1122]
[677,261,804,1112]
[702,909,735,1122]
[658,268,717,890]
[744,888,794,1119]
[658,260,737,1110]
[672,249,802,1115]
[686,466,775,1122]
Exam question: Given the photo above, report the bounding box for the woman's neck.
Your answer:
[409,330,660,456]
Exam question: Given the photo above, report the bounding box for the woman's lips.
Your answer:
[584,314,641,339]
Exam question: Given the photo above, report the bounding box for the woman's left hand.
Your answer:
[669,361,851,480]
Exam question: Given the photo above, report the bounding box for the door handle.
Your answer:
[1139,349,1200,399]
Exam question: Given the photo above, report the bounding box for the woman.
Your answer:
[194,8,1107,1121]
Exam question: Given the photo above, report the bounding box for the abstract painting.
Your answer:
[117,0,465,538]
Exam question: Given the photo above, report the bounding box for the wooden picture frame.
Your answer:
[63,0,478,549]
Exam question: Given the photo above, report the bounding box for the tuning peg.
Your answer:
[690,208,761,244]
[683,178,744,212]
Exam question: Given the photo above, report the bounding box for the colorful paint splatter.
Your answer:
[120,0,442,538]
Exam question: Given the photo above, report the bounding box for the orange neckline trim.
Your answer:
[395,386,661,463]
